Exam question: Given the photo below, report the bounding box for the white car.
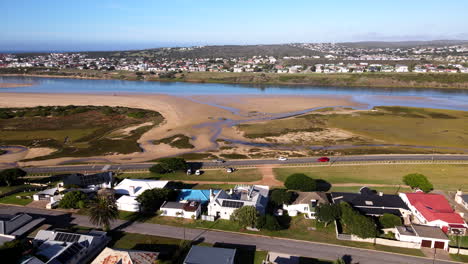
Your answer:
[226,167,234,173]
[186,169,192,175]
[195,169,202,176]
[278,157,288,161]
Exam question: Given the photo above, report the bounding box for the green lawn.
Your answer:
[120,168,262,182]
[274,164,468,191]
[0,191,35,205]
[450,254,468,263]
[450,236,468,248]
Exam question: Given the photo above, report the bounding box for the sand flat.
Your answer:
[0,83,33,88]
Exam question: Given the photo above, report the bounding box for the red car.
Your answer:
[317,157,330,162]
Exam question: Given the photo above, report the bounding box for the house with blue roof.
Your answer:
[178,189,220,204]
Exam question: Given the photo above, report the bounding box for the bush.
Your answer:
[156,157,188,173]
[0,239,30,263]
[284,173,317,191]
[136,188,178,213]
[230,206,258,228]
[59,191,88,209]
[316,203,341,227]
[403,173,433,193]
[263,214,281,230]
[0,168,27,186]
[378,213,402,229]
[149,164,168,174]
[270,189,295,207]
[339,202,377,239]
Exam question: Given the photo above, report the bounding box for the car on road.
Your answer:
[317,157,330,162]
[226,167,235,173]
[186,168,192,175]
[278,156,288,161]
[195,169,202,175]
[213,159,225,163]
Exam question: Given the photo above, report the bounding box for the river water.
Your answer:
[1,76,468,111]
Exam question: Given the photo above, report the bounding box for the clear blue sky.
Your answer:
[2,0,468,52]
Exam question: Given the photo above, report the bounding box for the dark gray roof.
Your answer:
[161,201,185,209]
[412,225,449,240]
[461,194,468,203]
[184,246,236,264]
[63,172,112,187]
[331,187,409,216]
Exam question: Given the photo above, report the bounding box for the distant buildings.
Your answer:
[0,213,45,246]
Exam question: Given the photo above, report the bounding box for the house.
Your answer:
[114,179,169,212]
[208,185,269,220]
[282,192,329,219]
[395,65,409,72]
[160,201,201,219]
[61,172,113,189]
[0,213,45,246]
[455,190,468,210]
[399,192,466,234]
[395,225,450,250]
[91,247,159,264]
[331,187,411,219]
[183,246,236,264]
[26,230,109,264]
[177,189,220,204]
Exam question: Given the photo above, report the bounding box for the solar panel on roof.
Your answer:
[56,243,84,263]
[54,232,80,243]
[222,200,244,208]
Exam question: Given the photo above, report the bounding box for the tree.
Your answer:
[339,202,377,239]
[230,206,258,228]
[403,173,433,193]
[263,214,281,230]
[284,173,317,191]
[316,203,341,227]
[378,213,402,229]
[149,164,168,174]
[156,158,188,173]
[0,239,30,263]
[136,188,177,213]
[88,196,119,231]
[0,168,27,186]
[270,189,295,207]
[59,191,88,209]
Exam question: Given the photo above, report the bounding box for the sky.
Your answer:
[2,0,468,52]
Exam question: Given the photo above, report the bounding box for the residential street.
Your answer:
[0,205,460,264]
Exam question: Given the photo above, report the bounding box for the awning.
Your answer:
[449,224,466,229]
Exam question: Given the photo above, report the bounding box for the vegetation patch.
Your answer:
[0,105,163,160]
[153,134,194,149]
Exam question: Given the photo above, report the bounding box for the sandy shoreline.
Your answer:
[0,83,34,88]
[0,92,358,166]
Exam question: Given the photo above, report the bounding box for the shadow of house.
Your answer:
[213,242,257,264]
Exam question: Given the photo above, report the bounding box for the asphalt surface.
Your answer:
[22,154,468,174]
[0,205,459,264]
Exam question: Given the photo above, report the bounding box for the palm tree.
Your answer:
[88,196,119,231]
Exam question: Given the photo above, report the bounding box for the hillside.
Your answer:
[340,40,468,49]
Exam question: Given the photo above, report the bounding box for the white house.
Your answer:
[455,190,468,210]
[395,225,450,250]
[282,192,329,219]
[395,65,409,73]
[208,185,269,220]
[160,201,201,219]
[114,179,169,212]
[399,192,467,234]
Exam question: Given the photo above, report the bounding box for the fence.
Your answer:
[449,247,468,255]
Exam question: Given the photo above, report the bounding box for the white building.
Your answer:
[282,192,328,219]
[395,225,450,250]
[160,201,201,219]
[114,179,169,212]
[208,185,269,220]
[395,65,409,72]
[455,190,468,210]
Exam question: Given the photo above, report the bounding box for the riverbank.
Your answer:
[2,70,468,89]
[0,83,33,88]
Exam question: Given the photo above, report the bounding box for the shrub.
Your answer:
[149,164,168,174]
[339,202,377,239]
[0,168,27,186]
[230,206,258,228]
[378,213,402,229]
[270,189,295,206]
[59,191,87,209]
[284,173,317,191]
[157,157,188,172]
[136,188,178,213]
[403,173,433,193]
[263,214,281,230]
[316,203,341,227]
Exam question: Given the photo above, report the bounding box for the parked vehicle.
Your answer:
[226,167,235,173]
[213,159,225,163]
[186,168,192,175]
[278,156,288,161]
[195,169,202,175]
[317,157,330,162]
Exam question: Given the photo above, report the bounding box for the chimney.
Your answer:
[129,186,135,196]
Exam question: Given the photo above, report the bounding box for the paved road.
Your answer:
[0,205,459,264]
[22,154,468,174]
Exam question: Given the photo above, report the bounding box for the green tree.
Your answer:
[339,202,377,239]
[263,214,281,230]
[270,189,295,206]
[0,239,30,263]
[378,213,402,229]
[0,168,27,186]
[149,164,168,174]
[157,157,188,173]
[316,203,341,227]
[284,173,317,191]
[230,206,258,228]
[88,196,119,231]
[403,173,433,193]
[59,191,88,209]
[136,188,177,213]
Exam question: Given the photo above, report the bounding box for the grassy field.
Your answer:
[274,164,468,191]
[237,106,468,154]
[0,191,35,205]
[153,134,195,149]
[119,168,262,182]
[0,105,163,160]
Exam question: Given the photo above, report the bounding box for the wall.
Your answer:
[448,247,468,255]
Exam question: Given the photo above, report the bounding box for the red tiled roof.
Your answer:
[405,193,466,224]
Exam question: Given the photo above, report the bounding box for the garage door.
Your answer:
[421,240,432,248]
[434,241,445,249]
